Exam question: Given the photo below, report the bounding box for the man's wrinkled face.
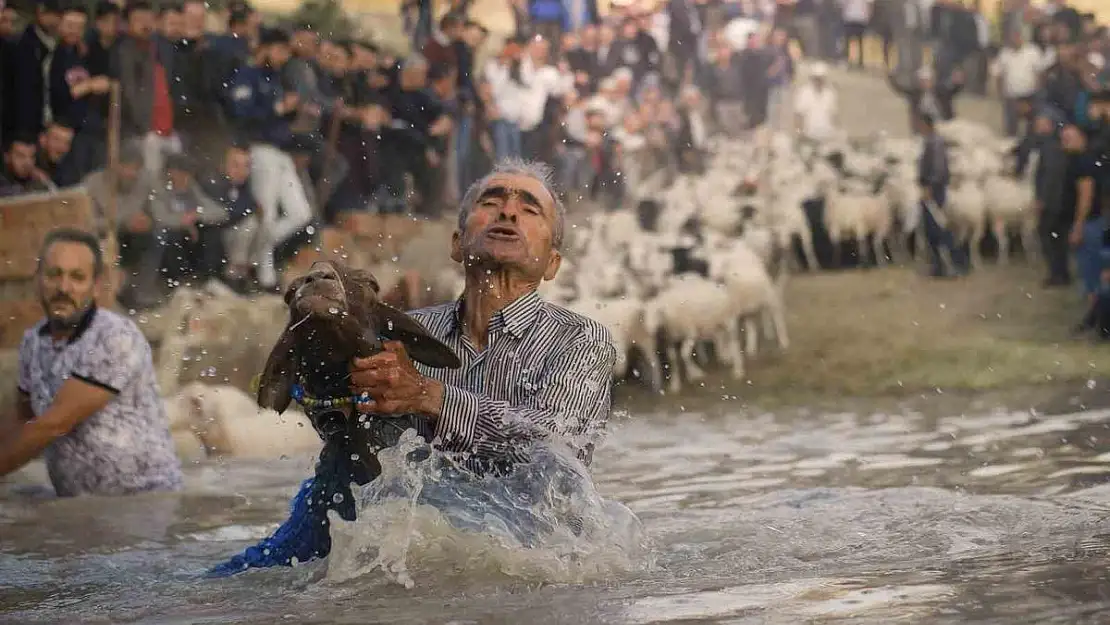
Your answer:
[6,142,36,178]
[451,173,561,281]
[1033,116,1055,136]
[59,12,88,46]
[41,126,74,162]
[38,241,99,328]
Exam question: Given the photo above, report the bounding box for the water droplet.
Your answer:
[350,453,360,461]
[332,492,344,504]
[328,306,339,315]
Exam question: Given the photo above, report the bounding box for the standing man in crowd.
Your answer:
[1,229,183,496]
[917,112,969,278]
[1061,124,1106,308]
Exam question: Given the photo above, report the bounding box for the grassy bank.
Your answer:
[628,265,1110,410]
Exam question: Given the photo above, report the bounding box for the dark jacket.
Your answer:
[10,25,56,136]
[917,132,950,194]
[82,31,116,132]
[38,152,81,188]
[1015,132,1068,215]
[48,43,90,130]
[226,62,296,148]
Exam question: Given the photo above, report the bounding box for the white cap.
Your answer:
[810,62,828,78]
[917,66,935,80]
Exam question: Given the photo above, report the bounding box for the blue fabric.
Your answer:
[1075,216,1108,296]
[205,443,360,577]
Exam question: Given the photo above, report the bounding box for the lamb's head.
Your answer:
[257,260,461,414]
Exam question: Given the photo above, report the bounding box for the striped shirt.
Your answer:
[408,290,618,473]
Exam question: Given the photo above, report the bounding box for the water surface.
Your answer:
[4,396,1110,624]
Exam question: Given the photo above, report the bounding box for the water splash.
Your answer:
[325,430,651,588]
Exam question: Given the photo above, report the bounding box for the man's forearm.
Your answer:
[0,421,56,477]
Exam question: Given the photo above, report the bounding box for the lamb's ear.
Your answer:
[374,304,462,369]
[257,328,298,413]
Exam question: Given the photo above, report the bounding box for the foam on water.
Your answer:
[324,430,651,588]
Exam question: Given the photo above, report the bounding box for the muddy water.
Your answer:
[4,388,1110,624]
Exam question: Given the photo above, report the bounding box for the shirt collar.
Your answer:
[452,289,544,341]
[38,305,98,344]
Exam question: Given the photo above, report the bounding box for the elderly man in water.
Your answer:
[0,228,184,496]
[209,158,617,576]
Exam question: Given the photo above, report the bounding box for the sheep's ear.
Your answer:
[373,304,462,369]
[258,328,298,413]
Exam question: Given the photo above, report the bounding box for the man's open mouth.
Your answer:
[486,225,520,240]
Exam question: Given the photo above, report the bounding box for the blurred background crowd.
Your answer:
[0,0,1106,311]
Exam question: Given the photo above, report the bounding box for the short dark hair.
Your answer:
[7,131,38,149]
[124,1,154,19]
[159,3,183,16]
[39,228,105,278]
[428,62,455,83]
[62,5,89,17]
[45,118,75,133]
[37,0,62,15]
[94,1,121,18]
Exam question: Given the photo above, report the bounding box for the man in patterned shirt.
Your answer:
[209,157,617,576]
[1,228,183,496]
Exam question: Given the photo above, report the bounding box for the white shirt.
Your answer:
[994,44,1049,98]
[483,59,524,125]
[841,0,871,25]
[793,82,838,141]
[517,58,574,131]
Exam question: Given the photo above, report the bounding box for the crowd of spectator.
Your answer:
[0,0,1108,316]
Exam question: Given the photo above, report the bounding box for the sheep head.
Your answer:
[257,260,461,414]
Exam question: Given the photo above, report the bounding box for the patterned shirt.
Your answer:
[408,290,618,473]
[17,307,184,497]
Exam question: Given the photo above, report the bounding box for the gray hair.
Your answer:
[457,157,566,249]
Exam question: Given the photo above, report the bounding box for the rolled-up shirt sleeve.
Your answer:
[435,332,617,463]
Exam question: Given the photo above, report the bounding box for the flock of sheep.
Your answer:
[161,118,1034,457]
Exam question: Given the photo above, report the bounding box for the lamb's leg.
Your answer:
[667,341,684,394]
[856,232,869,268]
[642,344,665,393]
[681,336,706,381]
[968,220,986,268]
[744,316,759,357]
[1022,217,1040,263]
[829,228,843,268]
[992,218,1009,266]
[770,293,790,349]
[728,319,746,380]
[871,230,888,267]
[800,230,819,272]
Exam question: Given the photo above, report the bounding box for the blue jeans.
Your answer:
[455,113,473,195]
[491,120,522,160]
[1075,216,1108,296]
[921,191,969,276]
